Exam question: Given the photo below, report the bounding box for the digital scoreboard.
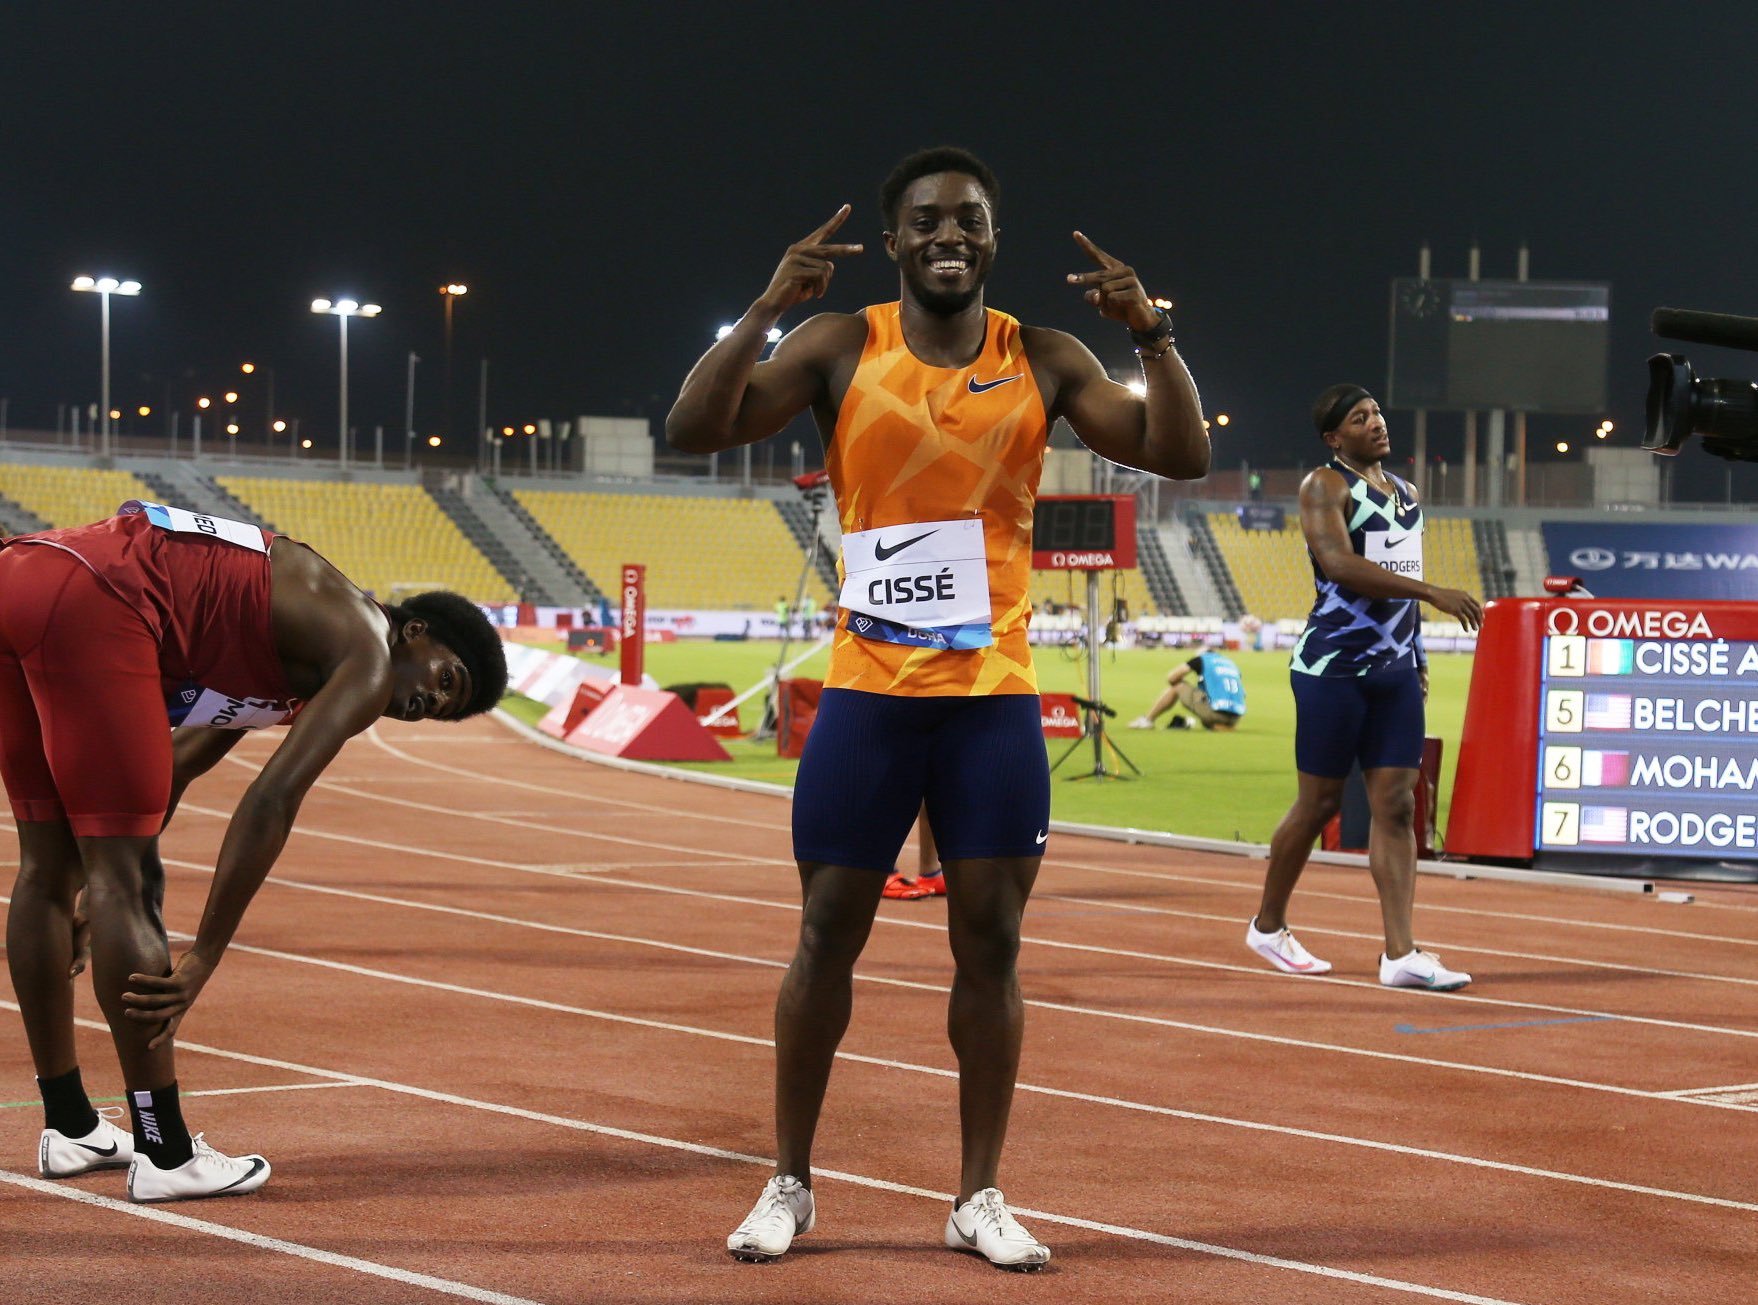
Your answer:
[1032,494,1137,570]
[1449,599,1758,878]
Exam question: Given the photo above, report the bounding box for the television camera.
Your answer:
[1645,307,1758,461]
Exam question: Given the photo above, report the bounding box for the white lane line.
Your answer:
[372,719,1758,936]
[0,1168,545,1304]
[1657,1081,1758,1098]
[145,865,1758,1119]
[264,739,789,834]
[0,1007,1538,1305]
[310,743,1758,995]
[218,929,1758,1136]
[50,796,1758,1058]
[34,801,1758,1055]
[66,850,1758,1202]
[2,1082,353,1111]
[1033,891,1758,989]
[1046,855,1758,947]
[162,801,1758,1045]
[186,1081,358,1100]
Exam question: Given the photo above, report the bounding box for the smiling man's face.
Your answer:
[886,171,997,316]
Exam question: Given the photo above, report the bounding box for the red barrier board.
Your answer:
[694,686,743,738]
[538,678,613,739]
[1040,693,1082,738]
[778,678,822,759]
[563,685,730,761]
[1447,597,1758,868]
[619,564,645,686]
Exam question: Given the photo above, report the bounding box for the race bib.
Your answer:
[839,518,993,651]
[1365,525,1423,580]
[120,500,267,553]
[167,684,298,731]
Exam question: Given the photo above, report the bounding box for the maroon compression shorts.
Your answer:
[0,544,171,837]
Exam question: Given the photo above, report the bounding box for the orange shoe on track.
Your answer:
[915,871,947,897]
[882,872,931,900]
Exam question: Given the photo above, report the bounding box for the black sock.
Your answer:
[37,1067,99,1138]
[128,1082,193,1169]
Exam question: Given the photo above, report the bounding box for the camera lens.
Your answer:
[1645,352,1758,460]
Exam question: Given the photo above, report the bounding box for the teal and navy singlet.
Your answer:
[1291,459,1424,679]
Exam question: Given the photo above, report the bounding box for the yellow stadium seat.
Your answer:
[219,477,511,603]
[1208,510,1482,621]
[514,490,832,611]
[0,464,154,529]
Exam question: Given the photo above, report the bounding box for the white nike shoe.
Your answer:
[727,1174,814,1262]
[39,1108,133,1178]
[1245,917,1333,975]
[126,1134,271,1203]
[945,1188,1051,1271]
[1380,948,1472,992]
[1128,716,1155,729]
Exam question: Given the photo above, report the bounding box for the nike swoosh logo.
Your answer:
[1384,534,1413,546]
[953,1221,979,1247]
[214,1157,268,1193]
[968,375,1022,393]
[874,529,937,561]
[1034,831,1048,845]
[74,1140,119,1157]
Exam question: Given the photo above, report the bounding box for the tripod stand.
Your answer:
[753,471,832,742]
[1049,568,1139,781]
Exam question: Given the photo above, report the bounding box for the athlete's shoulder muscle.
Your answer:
[1017,324,1099,418]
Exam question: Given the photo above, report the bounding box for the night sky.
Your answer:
[6,1,1758,500]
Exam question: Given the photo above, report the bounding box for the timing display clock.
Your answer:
[1400,279,1443,318]
[1031,495,1138,570]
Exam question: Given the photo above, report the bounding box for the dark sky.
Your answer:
[5,1,1758,499]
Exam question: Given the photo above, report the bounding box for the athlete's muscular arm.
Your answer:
[121,613,392,1048]
[667,206,865,453]
[1043,232,1208,480]
[1301,468,1484,629]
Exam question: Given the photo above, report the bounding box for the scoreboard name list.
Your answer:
[1537,632,1758,858]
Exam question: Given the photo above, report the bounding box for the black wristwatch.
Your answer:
[1128,308,1174,347]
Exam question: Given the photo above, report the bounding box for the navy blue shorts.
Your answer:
[1290,667,1425,778]
[793,688,1051,871]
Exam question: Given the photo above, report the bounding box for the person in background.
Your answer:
[1246,385,1482,991]
[1129,649,1244,731]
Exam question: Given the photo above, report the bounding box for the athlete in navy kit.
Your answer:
[1246,386,1483,990]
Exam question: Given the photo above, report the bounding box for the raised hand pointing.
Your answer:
[1065,231,1160,333]
[758,205,865,314]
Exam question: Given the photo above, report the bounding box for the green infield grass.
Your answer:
[504,640,1475,844]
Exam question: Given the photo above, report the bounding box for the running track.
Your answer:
[3,714,1755,1304]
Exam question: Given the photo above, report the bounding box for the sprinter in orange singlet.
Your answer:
[668,147,1209,1269]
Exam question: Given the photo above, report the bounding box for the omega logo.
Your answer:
[1545,607,1713,639]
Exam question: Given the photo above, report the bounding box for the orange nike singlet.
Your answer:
[825,302,1049,696]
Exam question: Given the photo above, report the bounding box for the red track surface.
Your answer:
[4,714,1756,1303]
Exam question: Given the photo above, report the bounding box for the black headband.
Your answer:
[1317,386,1374,435]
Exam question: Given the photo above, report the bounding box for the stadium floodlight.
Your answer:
[311,295,383,466]
[70,273,142,457]
[715,323,782,344]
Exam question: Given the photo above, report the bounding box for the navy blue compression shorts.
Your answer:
[792,688,1051,871]
[1290,667,1425,778]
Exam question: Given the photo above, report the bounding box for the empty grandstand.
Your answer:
[1206,508,1482,622]
[512,488,834,611]
[0,453,1615,634]
[219,475,515,604]
[0,462,153,529]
